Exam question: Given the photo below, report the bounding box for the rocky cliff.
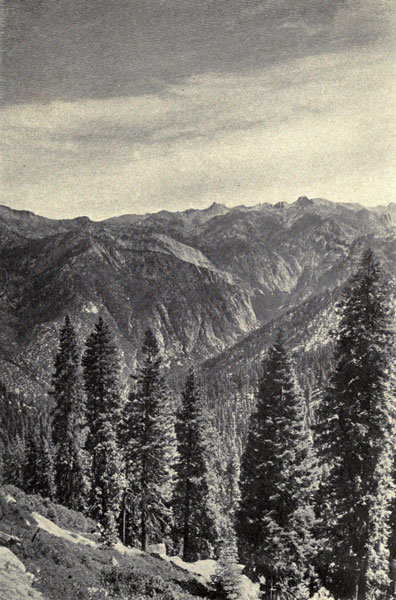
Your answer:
[1,197,396,401]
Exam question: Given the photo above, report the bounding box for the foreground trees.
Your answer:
[123,329,176,551]
[237,332,318,597]
[24,417,56,500]
[82,317,124,544]
[173,368,219,561]
[317,249,396,599]
[4,247,396,597]
[50,316,89,511]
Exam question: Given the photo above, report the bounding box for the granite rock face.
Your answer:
[1,198,396,398]
[0,547,43,600]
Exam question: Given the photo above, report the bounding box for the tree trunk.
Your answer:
[356,570,367,600]
[121,488,127,545]
[389,560,396,599]
[182,480,191,561]
[141,510,148,552]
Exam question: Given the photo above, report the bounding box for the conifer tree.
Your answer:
[173,367,219,561]
[50,315,90,511]
[0,442,4,486]
[223,431,241,532]
[24,418,56,500]
[317,249,396,599]
[213,532,244,600]
[82,316,124,544]
[0,382,28,488]
[388,498,396,598]
[237,332,318,596]
[123,329,176,552]
[3,436,26,488]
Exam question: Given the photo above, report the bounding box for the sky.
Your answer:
[1,0,395,220]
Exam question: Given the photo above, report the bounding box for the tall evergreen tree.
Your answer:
[82,316,124,544]
[0,441,4,486]
[213,531,245,600]
[24,417,56,500]
[123,329,176,552]
[237,332,318,597]
[222,430,241,533]
[173,368,219,561]
[389,497,396,599]
[317,249,396,599]
[0,382,29,488]
[50,316,90,511]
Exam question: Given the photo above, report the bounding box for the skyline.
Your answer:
[2,194,396,224]
[2,0,395,220]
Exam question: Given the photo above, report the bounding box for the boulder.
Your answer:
[0,547,26,573]
[148,543,167,557]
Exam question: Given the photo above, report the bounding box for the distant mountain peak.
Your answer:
[0,205,39,219]
[205,201,229,212]
[296,196,314,207]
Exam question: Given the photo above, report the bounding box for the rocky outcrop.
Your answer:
[0,547,43,600]
[1,197,396,400]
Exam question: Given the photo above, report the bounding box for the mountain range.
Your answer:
[1,197,396,415]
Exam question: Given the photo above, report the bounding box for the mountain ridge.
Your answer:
[1,197,396,411]
[2,196,395,226]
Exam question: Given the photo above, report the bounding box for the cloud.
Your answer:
[1,44,395,219]
[4,0,394,105]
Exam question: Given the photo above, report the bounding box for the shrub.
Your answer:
[102,564,177,599]
[1,485,96,532]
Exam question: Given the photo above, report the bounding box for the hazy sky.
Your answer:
[2,0,395,219]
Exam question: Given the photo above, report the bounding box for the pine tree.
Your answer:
[50,315,90,511]
[24,417,56,500]
[222,429,241,533]
[237,332,318,596]
[0,381,29,488]
[317,249,396,599]
[173,367,219,561]
[389,497,396,599]
[3,436,26,488]
[36,420,57,500]
[0,441,4,486]
[82,317,124,544]
[123,329,176,552]
[213,532,244,600]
